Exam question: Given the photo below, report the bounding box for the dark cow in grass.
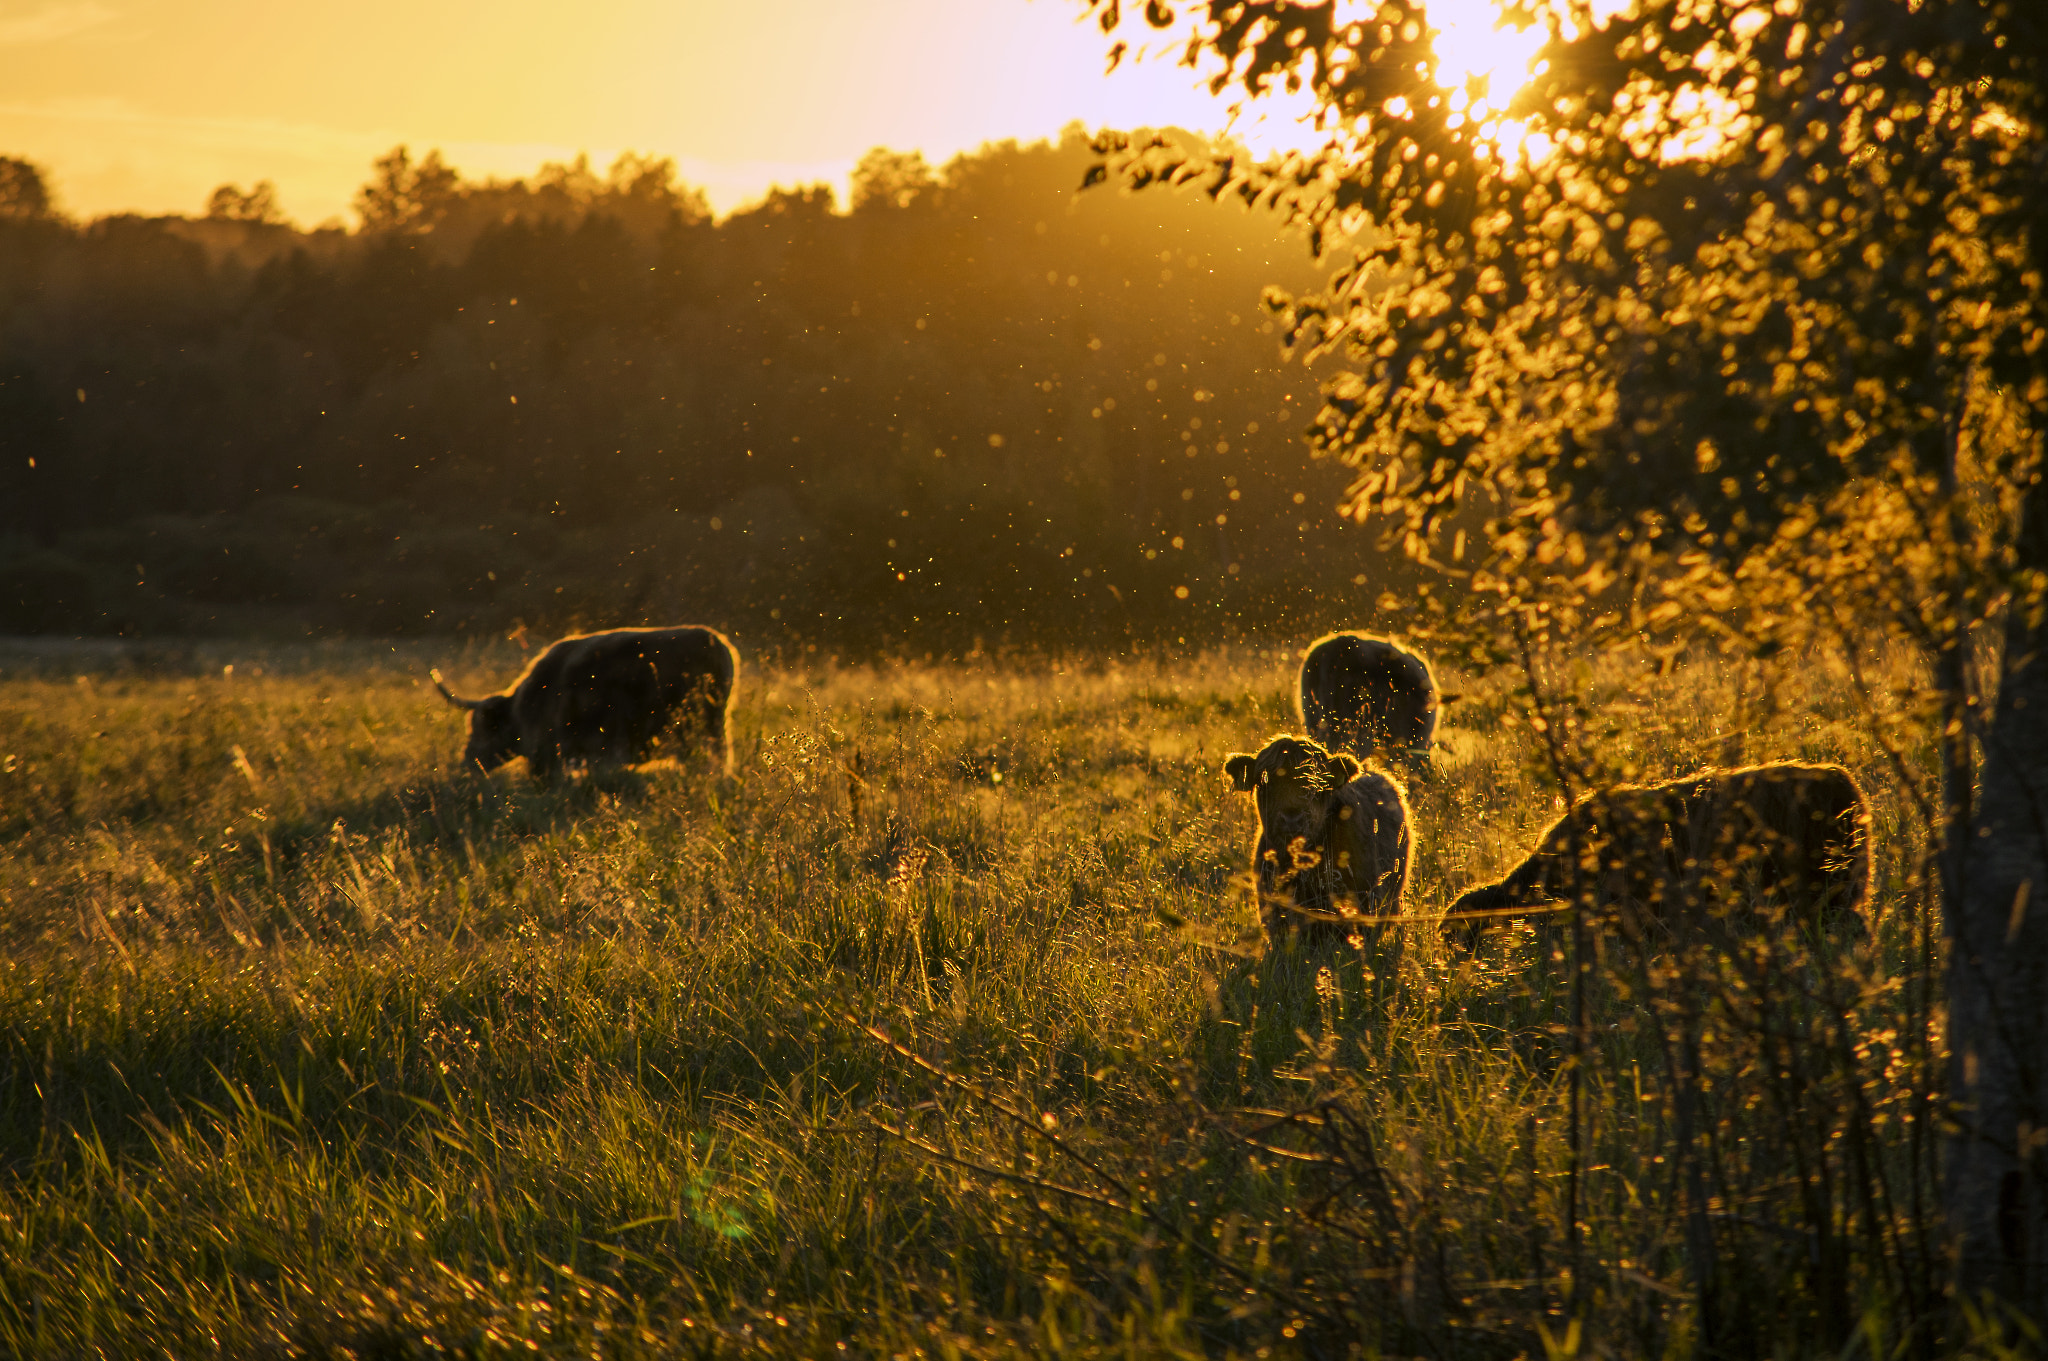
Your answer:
[1298,632,1439,773]
[1224,735,1411,947]
[432,626,738,781]
[1448,761,1870,943]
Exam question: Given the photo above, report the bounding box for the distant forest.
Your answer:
[0,129,1406,651]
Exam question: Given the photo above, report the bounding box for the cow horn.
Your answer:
[429,668,482,710]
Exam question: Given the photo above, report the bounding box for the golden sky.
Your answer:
[0,0,1544,225]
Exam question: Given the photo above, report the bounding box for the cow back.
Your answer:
[508,626,739,775]
[1298,632,1439,763]
[1452,761,1870,933]
[1329,769,1411,915]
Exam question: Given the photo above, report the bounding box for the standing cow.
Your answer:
[1447,761,1870,942]
[431,626,738,781]
[1224,735,1411,946]
[1298,632,1439,773]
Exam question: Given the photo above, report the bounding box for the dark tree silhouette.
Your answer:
[0,156,51,220]
[205,180,284,224]
[353,145,462,234]
[851,148,937,213]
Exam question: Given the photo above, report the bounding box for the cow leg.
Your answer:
[689,682,730,773]
[702,696,726,767]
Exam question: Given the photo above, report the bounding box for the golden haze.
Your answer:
[2,0,1561,223]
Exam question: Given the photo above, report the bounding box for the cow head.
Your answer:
[1224,736,1361,847]
[431,668,522,773]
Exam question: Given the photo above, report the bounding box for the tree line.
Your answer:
[0,131,1404,650]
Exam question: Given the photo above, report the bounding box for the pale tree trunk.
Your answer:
[1947,488,2048,1312]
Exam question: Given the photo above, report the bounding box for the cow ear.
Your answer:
[1327,754,1361,785]
[1224,754,1258,791]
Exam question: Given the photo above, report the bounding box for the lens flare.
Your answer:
[1422,0,1640,163]
[1425,0,1548,100]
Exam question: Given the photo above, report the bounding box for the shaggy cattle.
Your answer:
[431,626,738,780]
[1448,761,1871,941]
[1298,632,1440,771]
[1224,735,1412,945]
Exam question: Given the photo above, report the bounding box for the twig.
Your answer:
[855,1016,1352,1333]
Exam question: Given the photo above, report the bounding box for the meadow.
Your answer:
[0,637,1943,1357]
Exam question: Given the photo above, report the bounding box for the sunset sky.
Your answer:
[1,0,1544,225]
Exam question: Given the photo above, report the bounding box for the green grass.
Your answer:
[0,642,1948,1356]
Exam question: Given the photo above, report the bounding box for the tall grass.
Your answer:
[0,642,1952,1355]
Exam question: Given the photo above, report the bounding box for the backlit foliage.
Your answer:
[1088,0,2043,566]
[1086,0,2047,1336]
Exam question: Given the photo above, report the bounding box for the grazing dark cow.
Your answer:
[1298,632,1439,772]
[431,626,738,780]
[1448,762,1870,941]
[1224,735,1411,945]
